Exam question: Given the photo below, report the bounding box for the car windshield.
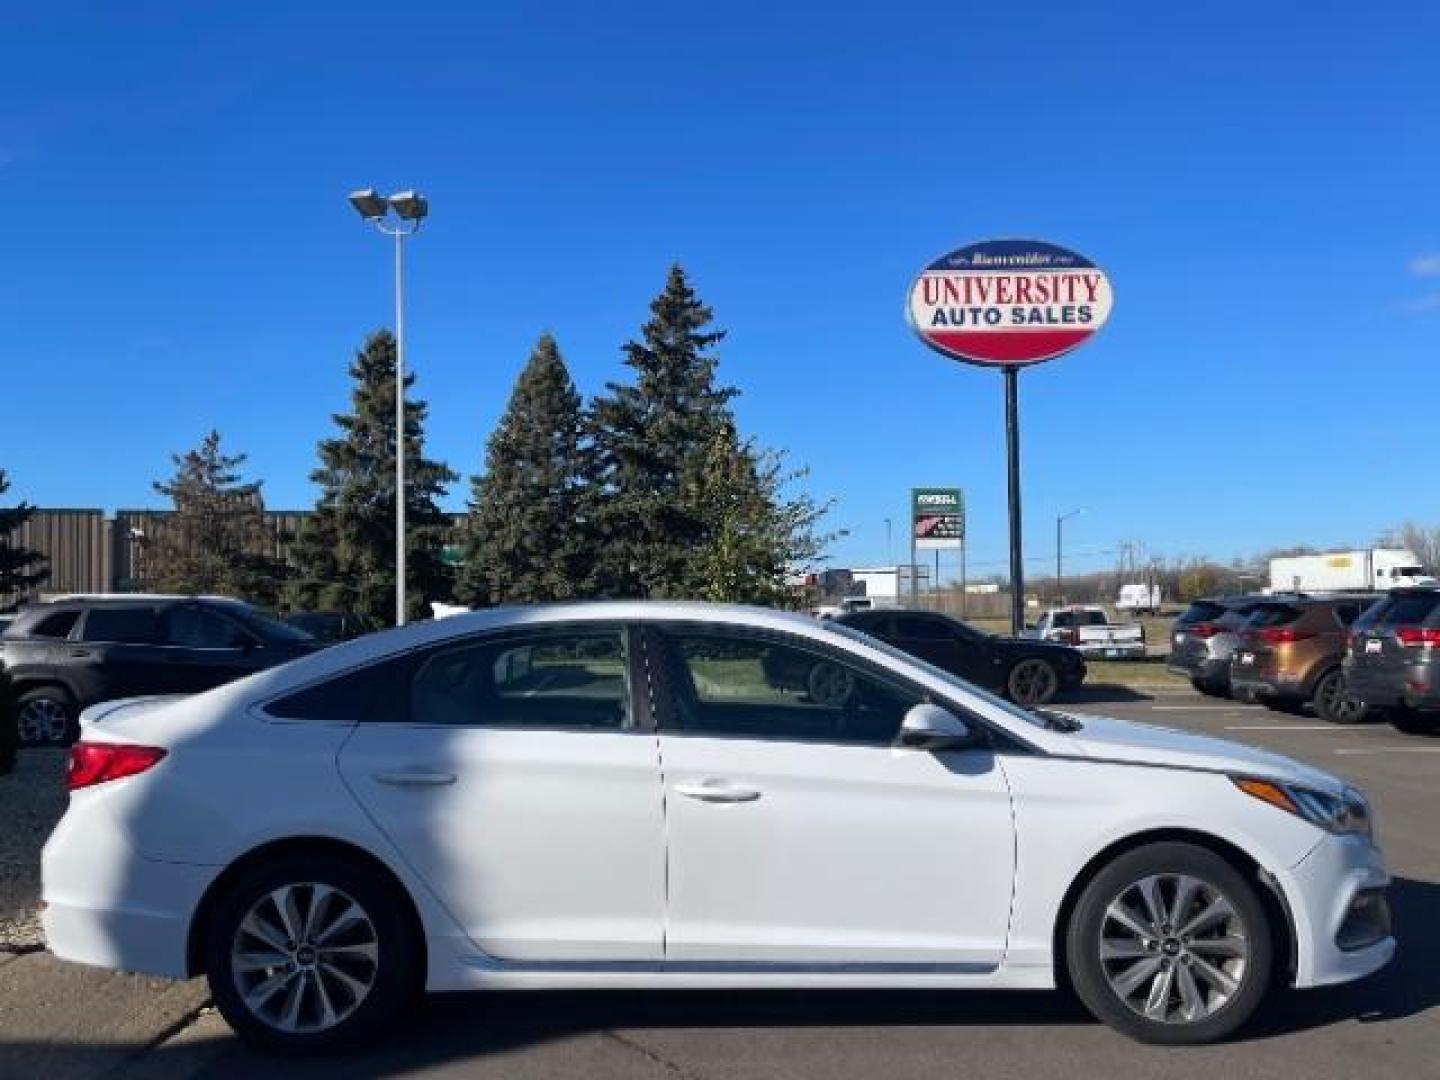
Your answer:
[823,620,1061,731]
[1177,600,1227,625]
[1246,603,1300,629]
[1355,592,1440,631]
[1052,610,1107,628]
[233,606,316,644]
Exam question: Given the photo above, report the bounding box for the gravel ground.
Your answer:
[0,749,68,952]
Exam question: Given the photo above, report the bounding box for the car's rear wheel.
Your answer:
[14,688,76,746]
[203,853,419,1054]
[1313,669,1368,725]
[1389,708,1440,736]
[1007,658,1059,706]
[1066,842,1273,1044]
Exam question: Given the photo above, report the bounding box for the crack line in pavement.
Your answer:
[603,1030,708,1080]
[103,997,217,1077]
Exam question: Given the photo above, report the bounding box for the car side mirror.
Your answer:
[897,703,972,750]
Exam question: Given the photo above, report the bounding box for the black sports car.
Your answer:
[835,609,1086,706]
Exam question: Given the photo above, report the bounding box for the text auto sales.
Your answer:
[917,271,1105,327]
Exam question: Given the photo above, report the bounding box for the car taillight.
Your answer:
[1256,627,1313,645]
[1189,622,1223,639]
[1396,626,1440,647]
[66,742,167,792]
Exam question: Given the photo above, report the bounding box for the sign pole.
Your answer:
[1005,367,1025,636]
[961,537,968,618]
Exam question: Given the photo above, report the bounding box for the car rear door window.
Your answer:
[655,628,920,745]
[29,610,80,639]
[81,606,159,643]
[410,628,631,729]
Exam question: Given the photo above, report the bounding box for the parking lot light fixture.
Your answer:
[387,190,429,221]
[348,189,388,220]
[349,188,430,626]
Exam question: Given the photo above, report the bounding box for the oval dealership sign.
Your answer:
[907,239,1113,366]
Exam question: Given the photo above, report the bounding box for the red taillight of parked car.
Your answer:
[1395,626,1440,648]
[1255,627,1313,645]
[66,742,167,792]
[1188,623,1224,639]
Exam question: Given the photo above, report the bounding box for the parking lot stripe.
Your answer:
[1333,747,1440,754]
[1225,724,1349,731]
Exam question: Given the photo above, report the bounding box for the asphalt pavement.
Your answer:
[3,689,1437,1080]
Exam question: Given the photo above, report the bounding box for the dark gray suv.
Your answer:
[0,596,317,746]
[1166,595,1269,696]
[1345,588,1440,735]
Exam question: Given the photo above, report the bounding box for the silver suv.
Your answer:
[1167,595,1268,696]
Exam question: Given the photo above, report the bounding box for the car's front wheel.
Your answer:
[1066,842,1273,1044]
[1007,658,1059,706]
[203,853,419,1054]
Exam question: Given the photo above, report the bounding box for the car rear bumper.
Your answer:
[1284,833,1395,988]
[1167,655,1228,684]
[42,793,216,980]
[1347,662,1440,711]
[1074,643,1146,660]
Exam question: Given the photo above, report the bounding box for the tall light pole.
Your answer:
[348,188,429,626]
[1056,507,1085,604]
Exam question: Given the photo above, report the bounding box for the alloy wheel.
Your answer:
[231,883,380,1034]
[1318,672,1366,724]
[1009,659,1057,705]
[16,699,69,745]
[1099,873,1249,1024]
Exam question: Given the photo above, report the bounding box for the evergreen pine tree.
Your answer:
[590,265,736,597]
[590,265,832,602]
[0,470,49,609]
[457,334,594,605]
[149,432,287,604]
[287,331,458,624]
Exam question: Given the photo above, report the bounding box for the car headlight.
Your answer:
[1232,777,1373,838]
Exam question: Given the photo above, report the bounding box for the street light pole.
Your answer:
[1056,507,1085,604]
[348,189,429,627]
[392,227,406,628]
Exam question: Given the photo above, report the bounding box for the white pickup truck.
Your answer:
[1030,605,1146,659]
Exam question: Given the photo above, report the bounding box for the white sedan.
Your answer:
[43,602,1393,1052]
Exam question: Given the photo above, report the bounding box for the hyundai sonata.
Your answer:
[42,602,1393,1052]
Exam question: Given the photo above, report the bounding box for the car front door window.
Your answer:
[657,629,919,745]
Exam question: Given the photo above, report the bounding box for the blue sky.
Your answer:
[2,1,1437,580]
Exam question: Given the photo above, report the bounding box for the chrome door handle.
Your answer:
[674,779,761,803]
[373,769,457,787]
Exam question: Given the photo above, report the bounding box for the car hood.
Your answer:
[1060,713,1346,796]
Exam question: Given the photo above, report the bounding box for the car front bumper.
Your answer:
[1282,832,1395,988]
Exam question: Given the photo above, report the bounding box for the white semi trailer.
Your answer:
[1268,548,1435,593]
